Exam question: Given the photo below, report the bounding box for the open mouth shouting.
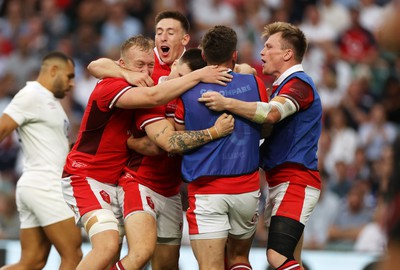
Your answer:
[160,45,170,57]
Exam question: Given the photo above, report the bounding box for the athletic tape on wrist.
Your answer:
[252,102,272,124]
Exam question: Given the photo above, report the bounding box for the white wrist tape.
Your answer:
[253,102,272,124]
[270,97,297,121]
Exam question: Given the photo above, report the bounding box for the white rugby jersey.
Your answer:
[4,81,70,188]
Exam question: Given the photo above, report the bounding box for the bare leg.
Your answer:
[0,227,51,270]
[191,238,227,270]
[43,217,83,270]
[294,233,304,269]
[77,230,120,270]
[119,212,157,270]
[225,234,254,268]
[151,243,180,270]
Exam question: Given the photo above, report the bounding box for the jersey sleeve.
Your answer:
[255,76,269,102]
[278,78,314,110]
[4,89,38,125]
[93,78,132,111]
[174,97,185,125]
[165,98,177,119]
[134,106,166,131]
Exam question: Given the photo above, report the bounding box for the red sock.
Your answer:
[276,260,300,270]
[110,261,125,270]
[229,263,252,270]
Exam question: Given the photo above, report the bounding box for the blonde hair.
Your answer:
[262,22,308,62]
[120,35,154,59]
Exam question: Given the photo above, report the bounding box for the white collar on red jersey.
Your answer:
[273,64,304,87]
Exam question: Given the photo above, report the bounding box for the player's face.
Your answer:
[174,62,191,78]
[53,60,75,99]
[123,47,155,76]
[155,18,189,67]
[260,33,287,78]
[165,60,191,79]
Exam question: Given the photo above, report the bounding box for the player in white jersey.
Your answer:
[0,51,82,270]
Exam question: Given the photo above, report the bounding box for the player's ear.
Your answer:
[118,58,126,68]
[50,64,59,77]
[182,33,190,46]
[232,50,238,62]
[283,49,293,61]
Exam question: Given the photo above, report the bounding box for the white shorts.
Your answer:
[264,181,320,226]
[61,175,123,227]
[118,181,183,242]
[187,190,260,240]
[16,185,74,229]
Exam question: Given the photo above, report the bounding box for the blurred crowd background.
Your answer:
[0,0,399,257]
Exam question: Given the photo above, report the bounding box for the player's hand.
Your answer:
[198,91,228,111]
[213,113,234,138]
[234,63,257,75]
[123,71,154,87]
[197,65,233,86]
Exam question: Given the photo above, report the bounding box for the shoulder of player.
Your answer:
[285,77,312,90]
[97,77,131,86]
[94,77,134,95]
[12,83,46,105]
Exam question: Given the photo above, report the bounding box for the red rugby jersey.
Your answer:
[63,78,134,184]
[122,50,181,197]
[124,105,182,197]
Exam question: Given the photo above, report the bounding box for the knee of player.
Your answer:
[266,216,304,266]
[75,248,84,262]
[23,246,51,269]
[58,234,83,261]
[70,246,84,262]
[59,246,83,263]
[83,209,120,252]
[59,249,83,268]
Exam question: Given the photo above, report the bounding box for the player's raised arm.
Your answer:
[199,91,284,124]
[88,57,154,87]
[117,65,232,109]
